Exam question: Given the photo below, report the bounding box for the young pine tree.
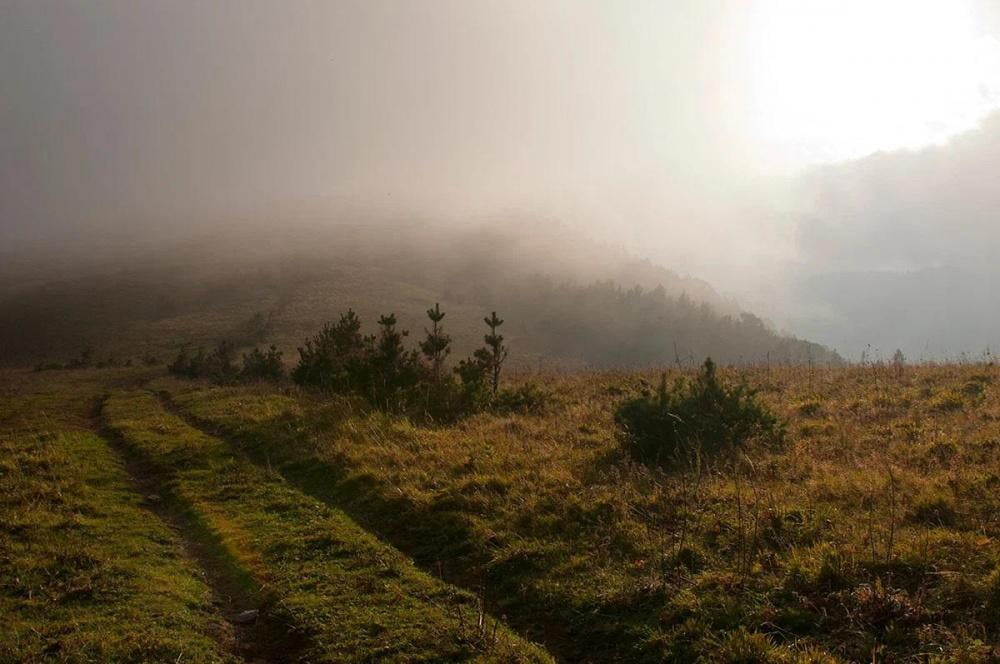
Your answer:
[240,344,284,382]
[371,313,420,410]
[419,303,451,383]
[474,311,508,396]
[292,309,367,391]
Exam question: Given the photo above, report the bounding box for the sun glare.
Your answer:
[748,0,1000,165]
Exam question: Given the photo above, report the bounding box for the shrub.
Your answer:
[453,356,492,414]
[240,345,285,382]
[292,309,371,393]
[445,313,513,415]
[205,340,239,384]
[168,346,205,379]
[615,358,783,467]
[495,383,549,415]
[475,312,508,396]
[168,341,238,384]
[368,313,424,411]
[412,303,470,422]
[419,303,451,384]
[291,306,514,421]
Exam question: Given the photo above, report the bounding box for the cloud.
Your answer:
[778,111,1000,358]
[792,111,1000,272]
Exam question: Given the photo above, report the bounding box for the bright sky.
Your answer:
[3,0,1000,275]
[6,0,1000,358]
[747,0,1000,166]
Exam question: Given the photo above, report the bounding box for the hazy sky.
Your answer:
[3,1,1000,297]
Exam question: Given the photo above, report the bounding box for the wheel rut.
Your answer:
[156,389,576,663]
[94,396,309,664]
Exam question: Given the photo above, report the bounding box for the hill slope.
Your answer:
[0,221,840,368]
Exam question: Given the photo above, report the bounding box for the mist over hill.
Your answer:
[769,111,1000,361]
[0,220,839,368]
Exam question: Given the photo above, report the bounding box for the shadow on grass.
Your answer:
[97,396,313,663]
[159,390,679,663]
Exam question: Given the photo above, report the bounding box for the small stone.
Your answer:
[232,609,259,624]
[145,494,161,503]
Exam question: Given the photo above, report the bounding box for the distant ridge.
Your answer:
[0,219,840,367]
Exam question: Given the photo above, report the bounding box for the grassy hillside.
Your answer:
[158,363,1000,662]
[0,369,552,662]
[0,370,237,663]
[6,362,1000,661]
[102,389,550,663]
[0,223,840,368]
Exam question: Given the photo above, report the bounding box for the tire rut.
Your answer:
[94,396,309,664]
[156,389,576,663]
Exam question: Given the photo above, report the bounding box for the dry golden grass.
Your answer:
[164,363,1000,662]
[1,368,553,663]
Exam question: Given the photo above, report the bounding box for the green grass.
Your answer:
[9,363,1000,662]
[160,365,1000,662]
[102,389,552,663]
[0,372,236,663]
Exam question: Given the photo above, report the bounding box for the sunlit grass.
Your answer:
[103,389,552,663]
[0,372,235,663]
[165,364,1000,662]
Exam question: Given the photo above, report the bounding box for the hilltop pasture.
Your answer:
[4,363,1000,662]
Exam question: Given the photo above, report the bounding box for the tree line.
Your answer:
[170,305,545,421]
[458,277,841,367]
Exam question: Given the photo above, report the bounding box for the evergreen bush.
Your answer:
[240,344,285,382]
[615,358,783,467]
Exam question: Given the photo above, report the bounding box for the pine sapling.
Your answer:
[371,313,420,410]
[420,303,451,383]
[474,311,508,396]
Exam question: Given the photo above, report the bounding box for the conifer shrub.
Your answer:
[292,309,426,414]
[452,355,492,415]
[168,346,205,379]
[495,383,550,415]
[420,303,450,384]
[368,313,424,411]
[240,344,285,382]
[415,304,473,421]
[476,312,509,397]
[448,311,512,416]
[289,304,528,421]
[168,340,239,384]
[292,309,370,393]
[615,358,783,467]
[205,340,239,384]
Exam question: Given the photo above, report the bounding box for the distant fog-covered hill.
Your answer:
[0,220,840,368]
[778,111,1000,361]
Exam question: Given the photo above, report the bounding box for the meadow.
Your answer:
[1,369,549,663]
[3,362,1000,662]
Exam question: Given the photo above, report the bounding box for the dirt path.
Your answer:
[94,397,308,664]
[156,389,576,663]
